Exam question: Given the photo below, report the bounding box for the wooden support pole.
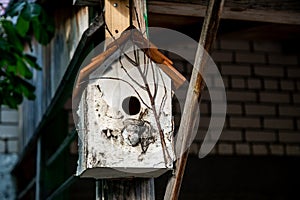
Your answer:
[96,179,155,199]
[100,1,155,199]
[105,0,130,39]
[164,0,225,199]
[148,1,300,26]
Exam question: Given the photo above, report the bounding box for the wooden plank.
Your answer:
[99,1,155,199]
[12,11,104,182]
[17,177,36,200]
[76,0,300,12]
[155,0,300,12]
[42,109,70,199]
[73,0,99,6]
[221,23,300,40]
[164,0,225,199]
[132,0,148,34]
[75,0,300,25]
[46,176,78,200]
[96,179,155,199]
[46,129,77,167]
[148,1,300,25]
[107,179,155,199]
[105,0,130,38]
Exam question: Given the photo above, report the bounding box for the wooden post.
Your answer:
[105,0,130,38]
[105,0,147,38]
[164,0,225,199]
[99,0,155,199]
[96,179,155,199]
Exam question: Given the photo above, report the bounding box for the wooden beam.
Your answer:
[96,179,155,199]
[17,177,36,200]
[46,176,78,200]
[101,1,155,199]
[73,0,99,6]
[46,129,77,167]
[105,0,130,38]
[164,0,224,199]
[74,0,300,25]
[148,1,300,25]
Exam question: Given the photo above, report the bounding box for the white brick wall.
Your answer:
[286,145,300,155]
[219,130,243,142]
[245,105,275,116]
[0,110,18,123]
[235,143,250,155]
[192,39,300,157]
[218,143,234,155]
[0,106,19,153]
[159,39,299,157]
[253,41,281,52]
[0,106,19,199]
[269,144,284,155]
[220,39,250,50]
[0,140,5,152]
[268,54,298,65]
[235,52,266,64]
[245,131,276,142]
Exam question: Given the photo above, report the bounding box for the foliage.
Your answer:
[0,0,54,109]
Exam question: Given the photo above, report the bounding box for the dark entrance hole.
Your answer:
[122,96,141,115]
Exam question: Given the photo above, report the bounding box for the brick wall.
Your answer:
[66,38,299,158]
[166,38,300,157]
[193,39,300,156]
[0,106,19,154]
[0,106,19,199]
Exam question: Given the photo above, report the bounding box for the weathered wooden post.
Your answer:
[164,0,225,199]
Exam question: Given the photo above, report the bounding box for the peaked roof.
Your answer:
[75,26,186,92]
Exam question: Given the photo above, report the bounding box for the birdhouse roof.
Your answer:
[76,26,186,91]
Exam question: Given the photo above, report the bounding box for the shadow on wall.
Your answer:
[155,155,300,199]
[179,156,300,200]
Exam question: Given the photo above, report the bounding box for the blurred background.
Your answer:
[0,0,300,199]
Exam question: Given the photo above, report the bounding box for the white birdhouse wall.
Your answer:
[76,44,175,178]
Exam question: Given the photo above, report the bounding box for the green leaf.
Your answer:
[15,15,30,37]
[0,51,16,66]
[0,78,23,109]
[6,56,33,79]
[5,1,26,17]
[19,83,36,100]
[23,2,41,20]
[14,76,36,100]
[1,20,24,52]
[0,1,54,109]
[24,54,41,70]
[4,91,23,109]
[0,38,9,51]
[31,12,55,45]
[16,59,33,79]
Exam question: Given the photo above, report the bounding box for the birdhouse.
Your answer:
[74,27,185,178]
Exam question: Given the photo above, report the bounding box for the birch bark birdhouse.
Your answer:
[74,27,185,178]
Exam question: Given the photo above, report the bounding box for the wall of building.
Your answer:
[8,1,299,197]
[169,38,300,199]
[19,6,89,151]
[0,106,19,199]
[185,38,300,156]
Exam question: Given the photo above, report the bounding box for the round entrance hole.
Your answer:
[122,96,141,115]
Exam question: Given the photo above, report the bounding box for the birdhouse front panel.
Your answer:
[76,42,175,178]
